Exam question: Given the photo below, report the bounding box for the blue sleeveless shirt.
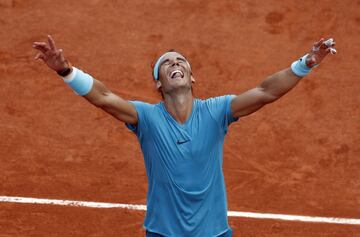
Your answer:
[126,95,238,237]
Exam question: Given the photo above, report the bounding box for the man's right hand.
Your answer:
[33,35,71,74]
[33,35,138,125]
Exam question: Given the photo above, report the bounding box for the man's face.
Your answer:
[156,52,195,93]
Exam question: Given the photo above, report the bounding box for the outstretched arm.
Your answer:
[33,35,138,125]
[231,38,336,118]
[84,79,137,124]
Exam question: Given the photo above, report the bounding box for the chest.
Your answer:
[141,107,226,191]
[144,108,224,158]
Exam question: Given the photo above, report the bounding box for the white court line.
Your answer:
[1,196,359,225]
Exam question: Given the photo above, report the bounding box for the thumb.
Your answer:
[34,52,45,61]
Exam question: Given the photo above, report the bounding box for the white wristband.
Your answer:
[291,54,312,77]
[63,67,94,96]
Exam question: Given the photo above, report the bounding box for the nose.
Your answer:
[171,60,180,67]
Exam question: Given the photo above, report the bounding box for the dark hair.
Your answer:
[151,49,176,99]
[151,49,177,81]
[151,49,193,99]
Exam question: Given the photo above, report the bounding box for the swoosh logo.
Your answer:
[177,140,190,145]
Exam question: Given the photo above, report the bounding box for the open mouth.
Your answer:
[170,69,184,79]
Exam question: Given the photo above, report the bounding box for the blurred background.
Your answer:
[0,0,359,236]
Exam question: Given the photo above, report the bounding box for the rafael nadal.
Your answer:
[33,35,336,237]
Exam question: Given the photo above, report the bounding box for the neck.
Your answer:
[163,90,193,124]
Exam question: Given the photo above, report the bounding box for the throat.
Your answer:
[163,94,194,124]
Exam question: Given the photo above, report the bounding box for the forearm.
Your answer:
[231,38,336,118]
[84,78,112,107]
[63,67,113,107]
[259,67,301,103]
[32,35,138,123]
[62,67,137,123]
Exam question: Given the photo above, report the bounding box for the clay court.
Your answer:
[0,0,359,236]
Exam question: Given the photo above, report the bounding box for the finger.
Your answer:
[33,41,46,45]
[321,38,334,49]
[33,43,50,54]
[324,38,335,47]
[34,52,45,61]
[57,48,66,60]
[33,42,48,48]
[320,42,328,50]
[324,47,337,55]
[33,45,47,54]
[312,38,325,52]
[313,38,325,48]
[47,35,56,50]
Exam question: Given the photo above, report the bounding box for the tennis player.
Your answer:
[33,35,336,237]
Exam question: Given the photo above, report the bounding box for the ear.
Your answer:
[191,75,196,84]
[156,80,162,89]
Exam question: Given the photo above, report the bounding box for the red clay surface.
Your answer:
[0,0,359,236]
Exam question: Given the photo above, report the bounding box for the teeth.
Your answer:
[171,70,184,78]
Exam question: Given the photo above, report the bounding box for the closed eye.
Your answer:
[160,57,187,67]
[177,57,186,63]
[162,59,170,65]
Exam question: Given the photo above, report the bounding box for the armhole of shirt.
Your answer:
[223,95,239,133]
[125,101,147,138]
[206,95,239,134]
[226,95,239,125]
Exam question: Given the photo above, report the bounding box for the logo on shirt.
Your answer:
[177,140,190,145]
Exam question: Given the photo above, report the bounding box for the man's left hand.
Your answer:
[306,38,337,68]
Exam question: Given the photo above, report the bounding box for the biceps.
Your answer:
[100,93,138,124]
[84,79,138,124]
[231,87,276,118]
